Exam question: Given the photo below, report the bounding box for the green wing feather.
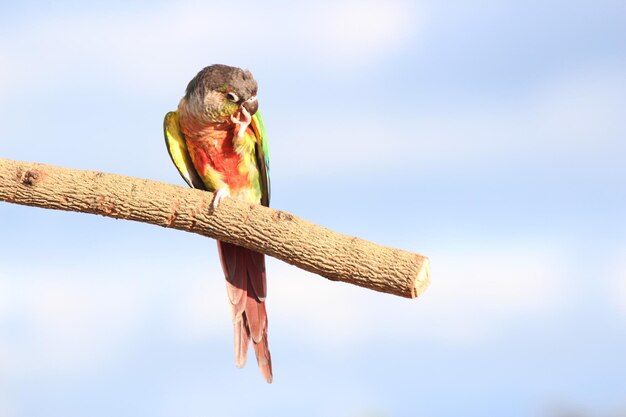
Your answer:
[251,112,271,207]
[163,111,205,190]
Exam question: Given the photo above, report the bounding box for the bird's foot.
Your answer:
[212,188,231,209]
[230,107,252,140]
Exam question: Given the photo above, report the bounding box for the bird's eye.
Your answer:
[226,92,239,103]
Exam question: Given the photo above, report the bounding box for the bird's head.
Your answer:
[181,64,258,125]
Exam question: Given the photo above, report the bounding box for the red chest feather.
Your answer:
[186,128,250,190]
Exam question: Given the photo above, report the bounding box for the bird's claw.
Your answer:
[212,188,231,209]
[231,107,252,140]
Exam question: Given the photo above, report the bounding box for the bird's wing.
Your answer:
[250,111,270,207]
[163,111,205,189]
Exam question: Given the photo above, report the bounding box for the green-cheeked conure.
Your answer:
[164,64,272,383]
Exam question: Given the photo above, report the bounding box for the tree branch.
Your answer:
[0,157,430,298]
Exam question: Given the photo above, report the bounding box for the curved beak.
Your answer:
[242,96,258,116]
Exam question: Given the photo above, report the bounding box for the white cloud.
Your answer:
[0,238,571,375]
[0,268,150,377]
[273,65,626,178]
[412,243,570,343]
[0,397,13,417]
[0,255,230,378]
[0,0,418,95]
[305,0,418,67]
[168,271,231,341]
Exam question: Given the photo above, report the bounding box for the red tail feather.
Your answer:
[217,241,273,383]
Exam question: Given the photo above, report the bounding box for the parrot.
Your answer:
[163,64,272,383]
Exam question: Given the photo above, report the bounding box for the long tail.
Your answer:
[217,240,272,383]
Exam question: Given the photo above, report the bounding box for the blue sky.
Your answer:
[1,1,626,416]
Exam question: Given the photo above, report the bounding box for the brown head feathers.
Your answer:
[185,64,257,103]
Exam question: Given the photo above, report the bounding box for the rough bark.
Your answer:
[0,158,430,298]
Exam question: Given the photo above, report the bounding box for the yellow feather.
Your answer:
[163,111,204,189]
